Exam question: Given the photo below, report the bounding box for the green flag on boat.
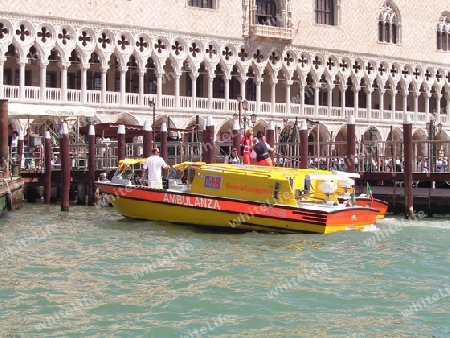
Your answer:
[350,191,356,205]
[367,184,373,201]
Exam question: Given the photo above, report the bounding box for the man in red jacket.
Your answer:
[240,128,254,164]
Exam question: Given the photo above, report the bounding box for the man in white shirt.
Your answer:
[142,148,170,189]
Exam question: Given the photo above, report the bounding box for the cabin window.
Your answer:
[288,177,294,189]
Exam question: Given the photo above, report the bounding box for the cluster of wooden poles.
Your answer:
[0,98,415,218]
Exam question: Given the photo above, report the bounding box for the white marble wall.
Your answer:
[1,0,449,65]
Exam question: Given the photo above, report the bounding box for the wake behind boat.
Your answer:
[96,161,380,234]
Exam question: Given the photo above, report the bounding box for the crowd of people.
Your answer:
[224,128,275,167]
[8,129,44,171]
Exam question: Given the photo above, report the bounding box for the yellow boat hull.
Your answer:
[97,163,380,234]
[103,188,378,234]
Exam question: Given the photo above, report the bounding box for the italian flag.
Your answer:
[367,184,373,201]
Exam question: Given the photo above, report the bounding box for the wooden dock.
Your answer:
[356,184,450,216]
[0,176,24,215]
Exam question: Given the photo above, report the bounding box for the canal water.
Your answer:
[0,204,449,337]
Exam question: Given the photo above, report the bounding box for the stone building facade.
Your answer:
[1,0,450,158]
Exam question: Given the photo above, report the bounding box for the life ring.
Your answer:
[6,192,12,211]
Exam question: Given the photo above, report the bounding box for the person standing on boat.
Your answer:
[142,148,170,189]
[240,128,254,164]
[251,131,274,166]
[224,148,241,164]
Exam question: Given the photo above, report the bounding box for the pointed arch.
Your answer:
[378,1,401,44]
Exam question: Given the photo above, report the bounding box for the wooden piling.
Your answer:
[203,115,214,163]
[88,125,95,206]
[300,120,308,169]
[0,99,9,177]
[266,121,275,163]
[403,113,414,219]
[160,122,168,162]
[202,119,210,163]
[60,123,70,211]
[232,120,241,157]
[143,121,152,158]
[346,115,356,173]
[77,182,85,205]
[44,131,52,204]
[117,124,125,161]
[18,130,24,176]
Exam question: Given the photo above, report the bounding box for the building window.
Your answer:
[16,70,32,86]
[67,73,80,90]
[256,0,277,26]
[87,71,101,91]
[247,81,256,101]
[378,2,399,44]
[437,15,450,51]
[315,0,335,26]
[188,0,215,9]
[4,69,12,85]
[46,72,57,88]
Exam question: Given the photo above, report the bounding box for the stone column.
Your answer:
[119,66,127,106]
[327,82,334,117]
[224,76,230,112]
[80,63,89,104]
[101,65,108,104]
[138,68,145,106]
[190,73,198,110]
[366,87,373,121]
[40,61,48,102]
[174,73,181,109]
[340,86,346,118]
[314,83,320,117]
[60,61,69,103]
[156,70,163,107]
[270,79,277,114]
[255,78,262,114]
[285,80,292,115]
[353,85,360,118]
[391,89,397,121]
[207,74,214,111]
[18,58,26,99]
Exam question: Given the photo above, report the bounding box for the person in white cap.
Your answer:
[142,148,170,189]
[225,148,240,164]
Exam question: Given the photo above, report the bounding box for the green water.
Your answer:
[0,204,449,337]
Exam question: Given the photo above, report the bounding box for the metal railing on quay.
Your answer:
[7,138,450,175]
